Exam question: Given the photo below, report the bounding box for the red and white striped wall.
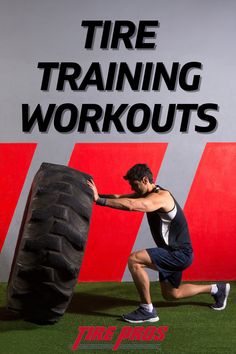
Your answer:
[0,142,236,281]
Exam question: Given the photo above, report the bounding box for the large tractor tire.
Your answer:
[7,162,93,324]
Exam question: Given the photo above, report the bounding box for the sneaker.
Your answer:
[122,307,159,323]
[211,283,230,310]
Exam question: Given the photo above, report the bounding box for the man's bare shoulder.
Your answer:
[145,189,175,211]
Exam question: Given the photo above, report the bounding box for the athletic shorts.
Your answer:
[146,247,193,288]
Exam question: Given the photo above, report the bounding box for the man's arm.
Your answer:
[103,193,165,212]
[87,179,166,212]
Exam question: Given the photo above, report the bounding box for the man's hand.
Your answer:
[87,179,99,202]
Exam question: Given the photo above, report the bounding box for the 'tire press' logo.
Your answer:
[72,325,169,351]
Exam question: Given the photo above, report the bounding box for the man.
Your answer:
[87,163,230,323]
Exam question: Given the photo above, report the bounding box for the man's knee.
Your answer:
[128,252,137,268]
[128,252,141,271]
[161,286,180,301]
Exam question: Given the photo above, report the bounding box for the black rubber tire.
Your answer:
[7,162,93,324]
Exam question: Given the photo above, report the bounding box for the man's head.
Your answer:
[123,164,154,195]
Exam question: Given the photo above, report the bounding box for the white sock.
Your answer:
[140,303,153,312]
[211,284,218,295]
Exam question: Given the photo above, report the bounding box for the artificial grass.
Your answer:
[0,281,236,354]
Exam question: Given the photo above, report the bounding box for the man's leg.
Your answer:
[128,249,158,304]
[160,281,211,300]
[160,280,230,310]
[122,249,159,323]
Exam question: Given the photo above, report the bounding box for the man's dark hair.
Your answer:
[123,164,154,183]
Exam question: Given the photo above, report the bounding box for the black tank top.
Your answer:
[146,186,193,252]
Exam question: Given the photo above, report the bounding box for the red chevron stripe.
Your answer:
[0,143,37,252]
[184,142,236,281]
[69,143,168,281]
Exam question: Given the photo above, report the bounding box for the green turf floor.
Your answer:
[0,281,236,354]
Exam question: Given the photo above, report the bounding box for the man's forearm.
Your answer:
[96,197,148,212]
[99,194,120,199]
[96,197,132,210]
[96,194,162,212]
